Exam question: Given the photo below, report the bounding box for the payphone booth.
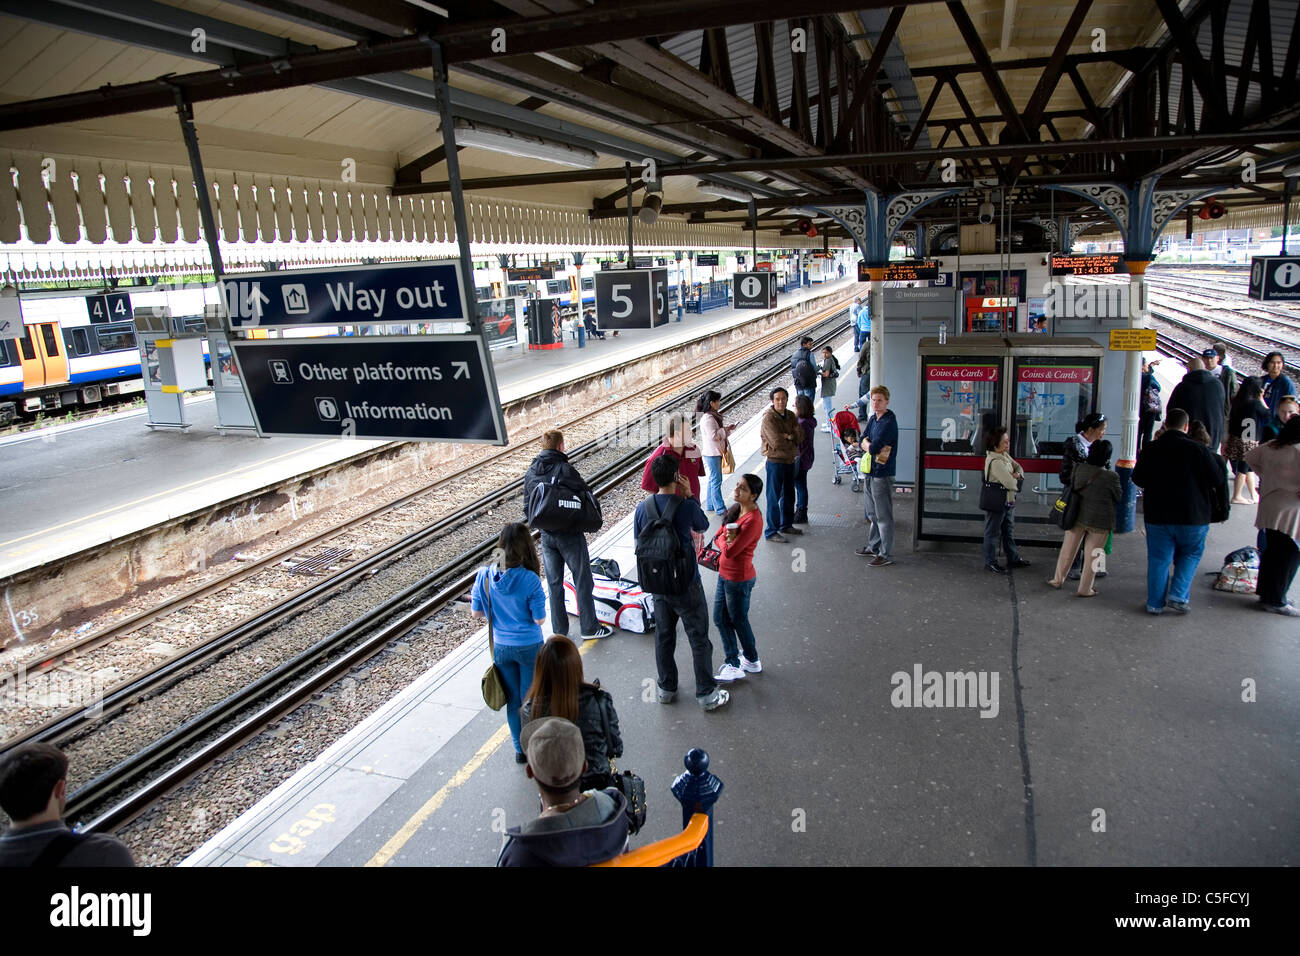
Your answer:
[964,296,1018,333]
[915,336,1104,547]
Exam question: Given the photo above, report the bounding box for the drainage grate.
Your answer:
[284,547,354,575]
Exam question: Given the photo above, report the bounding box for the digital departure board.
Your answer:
[1049,254,1129,276]
[506,267,554,281]
[882,260,940,281]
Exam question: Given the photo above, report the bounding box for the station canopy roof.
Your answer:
[0,0,1297,248]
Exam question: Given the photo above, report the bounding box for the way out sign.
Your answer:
[230,335,506,444]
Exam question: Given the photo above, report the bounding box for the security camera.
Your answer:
[978,201,995,225]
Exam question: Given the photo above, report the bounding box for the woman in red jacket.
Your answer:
[712,473,764,683]
[641,412,703,499]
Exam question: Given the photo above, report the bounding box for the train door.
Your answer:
[16,322,70,392]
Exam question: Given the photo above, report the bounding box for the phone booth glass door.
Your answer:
[917,358,1004,540]
[1010,356,1101,535]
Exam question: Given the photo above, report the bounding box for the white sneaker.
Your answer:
[715,663,746,682]
[740,656,763,673]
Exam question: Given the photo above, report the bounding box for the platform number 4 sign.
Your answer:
[86,293,131,324]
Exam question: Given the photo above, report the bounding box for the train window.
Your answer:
[546,280,562,295]
[40,324,59,356]
[0,339,14,366]
[96,323,137,352]
[475,286,492,301]
[581,277,593,291]
[19,329,35,361]
[71,328,91,356]
[507,283,527,298]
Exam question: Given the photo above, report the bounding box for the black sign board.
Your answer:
[856,261,871,282]
[696,254,720,266]
[481,297,521,348]
[595,269,669,329]
[631,256,653,269]
[86,292,132,324]
[883,260,941,281]
[230,335,506,444]
[506,266,554,281]
[1049,254,1129,276]
[733,272,777,309]
[528,297,564,349]
[1249,256,1300,301]
[737,255,746,266]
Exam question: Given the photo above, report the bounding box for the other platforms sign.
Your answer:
[1249,256,1300,301]
[221,260,469,329]
[230,335,506,444]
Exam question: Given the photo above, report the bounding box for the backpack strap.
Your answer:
[660,494,683,524]
[30,831,86,868]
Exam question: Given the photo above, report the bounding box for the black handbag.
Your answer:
[979,460,1008,512]
[1052,475,1095,530]
[608,763,647,835]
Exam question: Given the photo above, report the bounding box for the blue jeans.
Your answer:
[494,641,543,753]
[795,387,816,405]
[703,455,725,514]
[713,576,758,667]
[794,462,809,512]
[821,395,834,422]
[1144,523,1209,611]
[764,461,796,536]
[863,476,895,558]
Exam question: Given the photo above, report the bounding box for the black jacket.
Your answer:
[1059,434,1088,486]
[520,684,623,788]
[1168,370,1227,450]
[523,449,593,521]
[1132,429,1228,525]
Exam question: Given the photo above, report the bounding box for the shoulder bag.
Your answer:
[719,444,736,475]
[598,700,646,834]
[697,527,724,572]
[979,459,1009,512]
[479,572,509,711]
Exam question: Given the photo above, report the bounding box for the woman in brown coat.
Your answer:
[1048,440,1121,597]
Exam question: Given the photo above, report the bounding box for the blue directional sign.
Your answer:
[220,260,470,329]
[230,334,506,444]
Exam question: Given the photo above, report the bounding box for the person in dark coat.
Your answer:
[1167,356,1226,452]
[1132,408,1229,615]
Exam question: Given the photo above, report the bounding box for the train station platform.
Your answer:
[0,278,858,581]
[184,339,1300,867]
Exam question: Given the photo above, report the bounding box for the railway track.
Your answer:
[1,290,853,683]
[2,312,851,833]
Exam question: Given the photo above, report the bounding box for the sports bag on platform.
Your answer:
[563,566,655,632]
[1214,546,1260,594]
[526,474,603,534]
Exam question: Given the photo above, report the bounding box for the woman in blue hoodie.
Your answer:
[472,523,548,762]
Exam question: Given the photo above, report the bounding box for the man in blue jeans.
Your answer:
[759,387,803,542]
[1132,408,1228,614]
[856,385,899,567]
[853,297,871,352]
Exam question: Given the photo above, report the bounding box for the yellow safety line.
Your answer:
[160,385,181,393]
[0,441,334,549]
[364,724,510,867]
[366,639,596,866]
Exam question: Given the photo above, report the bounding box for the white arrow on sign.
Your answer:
[452,361,470,380]
[245,283,270,318]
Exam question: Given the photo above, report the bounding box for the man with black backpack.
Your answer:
[524,430,614,641]
[633,455,728,711]
[791,335,817,404]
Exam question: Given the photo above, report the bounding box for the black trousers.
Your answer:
[1257,529,1300,607]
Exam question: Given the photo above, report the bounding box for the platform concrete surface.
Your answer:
[0,278,857,579]
[185,341,1300,867]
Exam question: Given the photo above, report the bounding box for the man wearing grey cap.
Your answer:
[1201,343,1238,417]
[497,718,632,867]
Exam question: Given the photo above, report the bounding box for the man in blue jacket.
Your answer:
[855,385,899,567]
[854,297,871,351]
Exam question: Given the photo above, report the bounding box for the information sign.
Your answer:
[1049,254,1129,276]
[696,254,720,266]
[883,260,940,281]
[230,335,506,444]
[1248,256,1300,301]
[733,272,777,309]
[506,266,554,281]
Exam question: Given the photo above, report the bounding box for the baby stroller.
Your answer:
[829,407,864,493]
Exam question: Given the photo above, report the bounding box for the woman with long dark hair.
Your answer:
[1245,416,1300,616]
[471,523,547,762]
[1226,376,1269,503]
[521,636,623,788]
[792,393,817,525]
[696,390,736,516]
[1261,351,1295,414]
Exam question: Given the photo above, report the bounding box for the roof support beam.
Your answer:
[830,4,905,151]
[906,77,945,150]
[945,0,1030,147]
[1154,0,1229,129]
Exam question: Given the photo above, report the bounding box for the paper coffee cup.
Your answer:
[725,523,739,531]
